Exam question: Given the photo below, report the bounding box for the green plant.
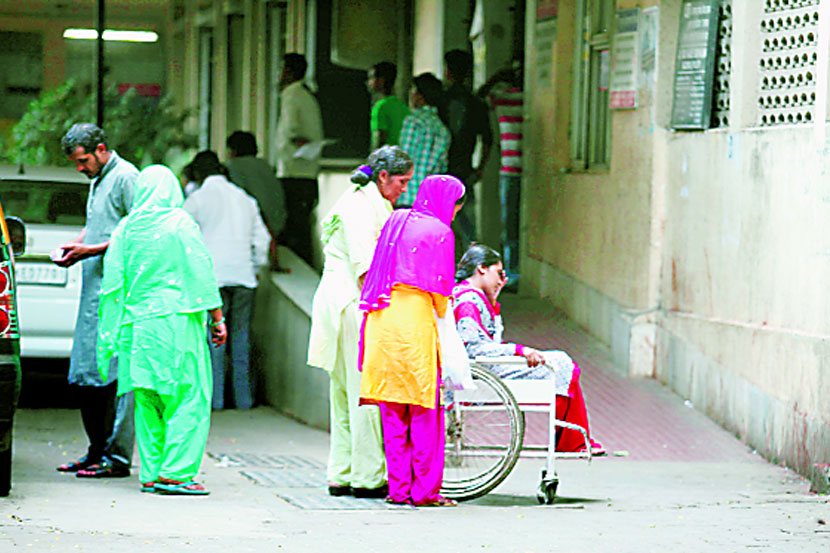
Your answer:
[1,79,196,168]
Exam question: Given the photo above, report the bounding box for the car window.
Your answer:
[0,180,89,225]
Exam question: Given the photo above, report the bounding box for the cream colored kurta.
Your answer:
[307,182,393,371]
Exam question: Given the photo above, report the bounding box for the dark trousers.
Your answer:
[452,173,478,261]
[279,178,319,267]
[78,382,135,468]
[209,286,255,410]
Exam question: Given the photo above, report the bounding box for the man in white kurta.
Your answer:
[307,180,393,495]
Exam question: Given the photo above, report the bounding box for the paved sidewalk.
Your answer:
[500,294,752,462]
[0,295,827,552]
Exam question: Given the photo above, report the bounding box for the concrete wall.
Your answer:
[657,126,830,491]
[252,247,330,430]
[521,0,663,376]
[520,0,829,490]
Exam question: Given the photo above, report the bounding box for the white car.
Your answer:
[0,164,89,359]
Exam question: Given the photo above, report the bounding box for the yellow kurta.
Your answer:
[360,284,448,409]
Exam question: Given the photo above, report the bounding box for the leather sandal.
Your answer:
[57,457,99,473]
[76,460,131,478]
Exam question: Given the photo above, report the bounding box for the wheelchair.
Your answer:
[441,357,592,504]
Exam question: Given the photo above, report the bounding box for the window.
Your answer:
[0,32,43,120]
[571,0,613,170]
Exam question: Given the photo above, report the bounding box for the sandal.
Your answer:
[140,482,156,494]
[154,480,210,496]
[57,457,99,473]
[76,460,131,478]
[415,496,457,507]
[576,442,607,457]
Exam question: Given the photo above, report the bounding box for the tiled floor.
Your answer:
[500,294,755,462]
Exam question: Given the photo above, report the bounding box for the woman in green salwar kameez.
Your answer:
[98,165,227,495]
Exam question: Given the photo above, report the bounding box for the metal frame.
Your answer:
[443,356,591,504]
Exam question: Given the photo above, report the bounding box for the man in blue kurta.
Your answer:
[53,123,137,478]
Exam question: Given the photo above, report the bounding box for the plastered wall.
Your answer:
[658,127,830,485]
[522,0,661,364]
[521,0,828,489]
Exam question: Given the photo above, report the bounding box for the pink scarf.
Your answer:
[359,175,465,313]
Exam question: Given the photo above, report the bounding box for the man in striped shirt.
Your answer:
[398,73,451,207]
[479,64,524,282]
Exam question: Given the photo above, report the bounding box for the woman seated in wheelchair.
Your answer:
[453,244,605,456]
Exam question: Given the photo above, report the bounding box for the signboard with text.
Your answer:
[610,9,640,109]
[670,0,720,129]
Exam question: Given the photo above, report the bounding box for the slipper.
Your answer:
[154,481,210,496]
[576,443,607,457]
[57,457,99,473]
[140,482,156,494]
[76,461,131,478]
[589,441,607,456]
[414,496,457,507]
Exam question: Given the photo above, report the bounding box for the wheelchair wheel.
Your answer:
[441,364,524,501]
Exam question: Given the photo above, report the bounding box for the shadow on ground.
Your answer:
[469,492,604,507]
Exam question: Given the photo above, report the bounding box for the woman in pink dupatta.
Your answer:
[359,175,465,507]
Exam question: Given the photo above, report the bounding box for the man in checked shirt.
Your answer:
[397,73,451,208]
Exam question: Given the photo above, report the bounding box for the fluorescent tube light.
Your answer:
[63,29,159,42]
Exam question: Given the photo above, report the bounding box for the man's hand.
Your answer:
[52,243,95,268]
[211,322,227,347]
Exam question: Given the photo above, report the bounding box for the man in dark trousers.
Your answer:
[443,49,493,247]
[54,123,137,478]
[275,53,324,267]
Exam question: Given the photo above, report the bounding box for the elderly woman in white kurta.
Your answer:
[308,146,413,497]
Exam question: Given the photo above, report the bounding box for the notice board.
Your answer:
[669,0,720,130]
[610,8,640,109]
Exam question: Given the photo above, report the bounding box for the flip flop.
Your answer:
[76,461,131,478]
[154,481,210,496]
[140,482,156,494]
[57,458,99,473]
[414,496,457,507]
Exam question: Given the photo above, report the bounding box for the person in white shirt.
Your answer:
[183,151,270,410]
[275,53,324,267]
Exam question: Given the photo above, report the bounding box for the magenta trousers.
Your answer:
[379,385,444,505]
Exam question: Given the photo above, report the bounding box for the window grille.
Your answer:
[758,0,820,126]
[712,0,733,128]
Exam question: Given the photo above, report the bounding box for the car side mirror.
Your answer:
[5,217,25,256]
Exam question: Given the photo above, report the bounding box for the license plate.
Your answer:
[16,263,69,286]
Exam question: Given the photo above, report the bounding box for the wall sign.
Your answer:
[534,18,557,89]
[610,8,640,109]
[670,0,720,129]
